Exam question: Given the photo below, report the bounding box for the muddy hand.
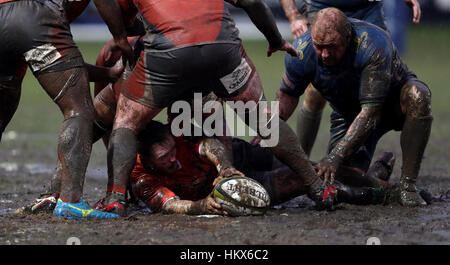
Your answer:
[115,38,135,69]
[267,39,298,57]
[108,58,124,83]
[213,167,245,186]
[200,195,228,216]
[314,156,339,185]
[290,18,308,39]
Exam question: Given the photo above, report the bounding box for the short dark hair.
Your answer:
[137,121,171,158]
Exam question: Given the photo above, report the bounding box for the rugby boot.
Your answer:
[18,193,59,214]
[399,175,427,207]
[102,191,128,216]
[94,197,127,217]
[366,152,396,182]
[53,198,120,219]
[307,178,335,210]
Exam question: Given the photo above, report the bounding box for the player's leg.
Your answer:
[222,48,332,209]
[398,78,432,206]
[296,84,326,156]
[103,52,164,215]
[0,79,21,142]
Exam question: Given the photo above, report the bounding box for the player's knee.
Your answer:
[406,84,432,118]
[304,86,326,112]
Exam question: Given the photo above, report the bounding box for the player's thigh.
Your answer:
[94,84,117,129]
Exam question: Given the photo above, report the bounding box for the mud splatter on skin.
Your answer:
[201,138,234,176]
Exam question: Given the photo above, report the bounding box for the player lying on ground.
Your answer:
[276,8,432,207]
[274,0,422,157]
[93,0,340,216]
[0,0,137,219]
[96,120,425,215]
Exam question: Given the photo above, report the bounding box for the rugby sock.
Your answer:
[106,128,137,204]
[58,115,93,203]
[399,115,432,206]
[296,105,322,157]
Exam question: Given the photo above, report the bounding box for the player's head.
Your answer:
[138,121,179,174]
[311,8,351,66]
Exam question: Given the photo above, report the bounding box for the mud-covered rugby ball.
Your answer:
[213,175,270,216]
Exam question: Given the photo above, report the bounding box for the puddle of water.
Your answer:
[0,208,14,216]
[0,162,107,179]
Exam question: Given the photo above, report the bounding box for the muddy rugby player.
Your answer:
[0,0,138,219]
[92,0,341,217]
[23,32,409,216]
[273,0,422,157]
[276,8,432,207]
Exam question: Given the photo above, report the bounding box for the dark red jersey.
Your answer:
[130,0,239,50]
[130,136,218,211]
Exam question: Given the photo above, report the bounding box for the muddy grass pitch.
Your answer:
[1,26,450,245]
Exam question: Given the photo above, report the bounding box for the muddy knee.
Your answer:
[303,84,326,112]
[401,83,432,118]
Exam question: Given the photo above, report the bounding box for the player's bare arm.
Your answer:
[315,105,383,184]
[93,0,135,68]
[227,0,297,57]
[85,60,124,83]
[279,0,308,39]
[199,138,245,186]
[275,89,300,121]
[162,195,228,216]
[404,0,421,23]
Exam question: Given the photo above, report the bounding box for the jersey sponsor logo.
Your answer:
[355,31,369,49]
[23,44,62,72]
[296,39,308,60]
[220,58,252,94]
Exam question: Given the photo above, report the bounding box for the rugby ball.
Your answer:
[213,175,270,216]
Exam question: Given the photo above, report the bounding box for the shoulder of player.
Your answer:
[351,19,391,50]
[285,34,316,73]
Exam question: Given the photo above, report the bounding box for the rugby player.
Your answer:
[93,0,337,216]
[275,0,421,157]
[1,0,141,219]
[0,0,130,219]
[276,8,432,207]
[93,120,404,215]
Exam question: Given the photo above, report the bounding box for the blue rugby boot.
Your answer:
[53,198,120,219]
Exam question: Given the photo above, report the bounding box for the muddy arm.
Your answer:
[162,196,227,215]
[275,89,300,121]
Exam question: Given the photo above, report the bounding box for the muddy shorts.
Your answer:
[122,42,256,109]
[327,75,431,171]
[0,0,83,82]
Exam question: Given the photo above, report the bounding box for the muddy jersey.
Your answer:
[130,137,218,211]
[280,18,412,122]
[130,0,240,50]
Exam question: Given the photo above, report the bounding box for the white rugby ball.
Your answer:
[213,175,270,216]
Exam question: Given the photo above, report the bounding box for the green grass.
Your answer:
[6,24,450,161]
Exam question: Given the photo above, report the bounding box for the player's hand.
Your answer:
[107,58,124,83]
[404,0,421,24]
[213,167,245,186]
[197,195,228,216]
[314,155,342,185]
[115,38,136,69]
[290,18,308,39]
[250,135,262,146]
[267,39,298,57]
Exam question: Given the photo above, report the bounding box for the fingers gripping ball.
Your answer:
[213,175,270,216]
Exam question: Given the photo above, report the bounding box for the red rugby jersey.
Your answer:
[131,0,239,50]
[130,136,218,212]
